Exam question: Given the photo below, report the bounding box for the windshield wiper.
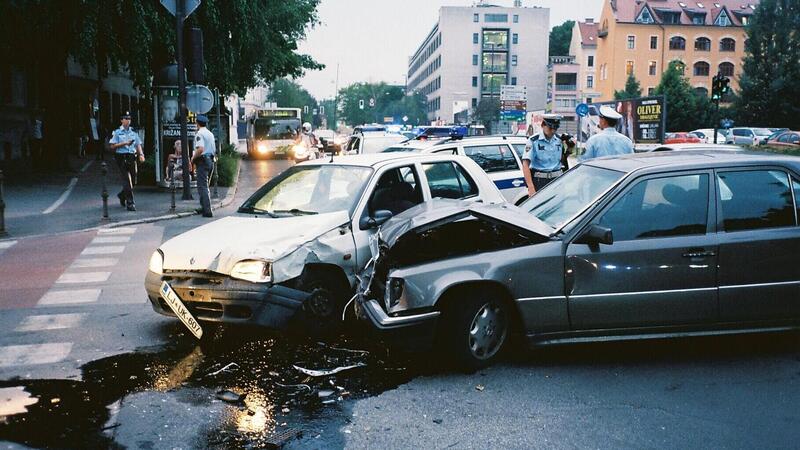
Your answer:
[238,206,278,217]
[272,208,319,216]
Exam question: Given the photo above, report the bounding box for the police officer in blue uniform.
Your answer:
[522,114,575,195]
[192,115,216,217]
[109,112,144,211]
[580,105,634,161]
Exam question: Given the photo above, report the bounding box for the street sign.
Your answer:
[303,105,309,114]
[313,109,318,115]
[160,0,201,18]
[369,98,375,107]
[500,110,526,121]
[500,85,527,102]
[319,105,325,115]
[500,100,526,111]
[186,84,213,114]
[402,116,408,123]
[359,99,364,110]
[576,103,589,117]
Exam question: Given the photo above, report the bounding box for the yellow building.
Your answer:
[596,0,757,101]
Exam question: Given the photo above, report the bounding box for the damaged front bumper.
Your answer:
[145,270,309,329]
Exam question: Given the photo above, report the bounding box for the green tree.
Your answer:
[549,20,575,57]
[614,73,643,100]
[337,82,426,126]
[473,98,500,133]
[654,60,702,131]
[735,0,800,127]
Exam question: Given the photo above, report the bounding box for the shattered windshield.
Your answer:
[521,164,624,230]
[239,165,373,217]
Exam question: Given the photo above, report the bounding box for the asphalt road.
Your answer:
[0,156,798,449]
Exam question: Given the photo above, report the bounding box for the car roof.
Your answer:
[652,143,742,151]
[297,151,475,169]
[584,149,800,174]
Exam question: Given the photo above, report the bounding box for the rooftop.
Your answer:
[613,0,758,26]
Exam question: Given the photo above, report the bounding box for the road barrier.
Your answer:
[101,162,109,220]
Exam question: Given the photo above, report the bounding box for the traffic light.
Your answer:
[720,76,731,96]
[712,74,722,100]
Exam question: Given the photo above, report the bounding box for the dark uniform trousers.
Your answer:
[196,154,215,215]
[115,153,138,205]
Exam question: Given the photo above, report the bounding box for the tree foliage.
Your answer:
[735,0,800,127]
[549,20,575,57]
[338,83,426,126]
[614,73,642,100]
[474,98,500,133]
[269,79,321,126]
[655,60,713,131]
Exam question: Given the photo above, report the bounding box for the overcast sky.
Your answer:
[296,0,604,99]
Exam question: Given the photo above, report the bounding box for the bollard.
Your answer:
[101,162,109,220]
[169,161,176,212]
[212,156,219,199]
[0,170,6,236]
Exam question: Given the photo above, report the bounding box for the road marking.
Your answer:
[91,236,131,244]
[42,177,79,215]
[71,258,118,269]
[38,288,101,306]
[15,313,84,332]
[98,227,137,235]
[79,160,94,173]
[56,272,111,284]
[0,343,73,367]
[0,240,17,250]
[81,246,125,255]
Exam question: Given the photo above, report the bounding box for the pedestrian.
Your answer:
[579,105,634,161]
[192,115,216,217]
[109,111,144,211]
[521,114,575,196]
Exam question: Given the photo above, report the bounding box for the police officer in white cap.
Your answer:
[522,114,575,195]
[580,105,634,161]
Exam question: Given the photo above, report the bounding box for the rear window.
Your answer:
[718,170,795,232]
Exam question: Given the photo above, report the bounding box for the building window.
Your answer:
[715,9,731,26]
[692,13,706,24]
[627,35,635,49]
[513,14,519,23]
[587,55,594,67]
[720,38,736,52]
[694,87,709,97]
[626,60,635,76]
[649,61,657,76]
[473,13,479,22]
[695,37,711,51]
[648,87,656,95]
[482,53,507,72]
[481,74,506,94]
[586,75,594,88]
[511,77,517,85]
[473,33,479,44]
[693,61,710,76]
[740,15,750,25]
[669,36,686,50]
[719,62,734,77]
[662,12,682,24]
[482,30,508,50]
[472,54,478,66]
[472,76,478,87]
[472,98,478,108]
[485,14,508,23]
[512,33,518,45]
[636,7,655,24]
[511,55,518,66]
[650,36,658,49]
[586,98,593,104]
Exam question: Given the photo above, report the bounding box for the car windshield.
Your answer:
[382,146,417,153]
[521,164,625,230]
[239,165,373,217]
[363,137,404,154]
[754,128,772,136]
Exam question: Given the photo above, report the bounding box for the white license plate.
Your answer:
[160,281,203,339]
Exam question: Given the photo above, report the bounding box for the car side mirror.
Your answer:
[578,224,613,245]
[360,209,393,230]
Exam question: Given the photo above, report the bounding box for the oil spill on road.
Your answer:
[0,325,432,449]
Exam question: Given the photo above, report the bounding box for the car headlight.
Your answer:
[293,144,307,157]
[230,260,271,283]
[385,277,405,311]
[148,250,164,274]
[257,143,267,153]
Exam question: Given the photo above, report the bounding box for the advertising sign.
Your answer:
[159,88,197,186]
[578,95,666,145]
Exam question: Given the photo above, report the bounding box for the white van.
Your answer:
[344,132,407,155]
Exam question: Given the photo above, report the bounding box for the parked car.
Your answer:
[690,128,728,144]
[313,129,338,154]
[650,143,743,152]
[664,132,703,144]
[145,153,505,337]
[384,135,533,205]
[765,130,800,148]
[357,150,800,369]
[726,127,773,145]
[343,132,407,155]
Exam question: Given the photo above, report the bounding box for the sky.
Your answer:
[296,0,604,99]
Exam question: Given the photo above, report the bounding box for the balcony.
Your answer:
[555,84,577,91]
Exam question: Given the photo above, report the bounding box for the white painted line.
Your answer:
[0,240,17,250]
[81,246,125,255]
[71,258,118,269]
[91,236,131,244]
[98,227,137,235]
[15,313,84,332]
[56,272,111,284]
[80,160,94,173]
[38,288,101,306]
[0,343,73,367]
[42,177,79,215]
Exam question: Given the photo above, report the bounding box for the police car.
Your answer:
[383,134,530,205]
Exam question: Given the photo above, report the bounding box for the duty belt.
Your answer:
[533,170,562,179]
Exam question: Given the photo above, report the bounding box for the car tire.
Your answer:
[296,269,349,335]
[441,290,509,370]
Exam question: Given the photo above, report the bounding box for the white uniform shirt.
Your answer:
[194,127,216,156]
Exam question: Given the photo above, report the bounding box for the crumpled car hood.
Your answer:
[378,198,554,248]
[160,212,350,276]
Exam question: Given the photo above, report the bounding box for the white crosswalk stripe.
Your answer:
[38,288,101,306]
[81,246,125,255]
[56,272,111,284]
[91,236,131,244]
[15,313,85,332]
[0,343,73,367]
[0,240,17,250]
[98,227,137,235]
[71,258,118,269]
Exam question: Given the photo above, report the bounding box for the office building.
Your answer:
[569,19,601,104]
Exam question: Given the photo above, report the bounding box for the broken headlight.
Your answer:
[230,260,272,283]
[384,277,405,311]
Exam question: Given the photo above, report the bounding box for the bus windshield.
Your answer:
[253,118,301,140]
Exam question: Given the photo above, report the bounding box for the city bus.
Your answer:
[245,107,302,159]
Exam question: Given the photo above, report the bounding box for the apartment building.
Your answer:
[595,0,757,101]
[569,19,601,104]
[406,2,549,122]
[546,56,580,135]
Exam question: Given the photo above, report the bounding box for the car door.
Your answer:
[566,171,718,329]
[418,160,482,203]
[461,143,526,203]
[716,168,800,321]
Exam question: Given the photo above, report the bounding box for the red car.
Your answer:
[664,132,703,144]
[767,131,800,148]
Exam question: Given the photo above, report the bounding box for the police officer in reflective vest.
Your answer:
[109,111,144,211]
[522,114,575,195]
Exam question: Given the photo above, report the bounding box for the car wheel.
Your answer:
[296,270,349,335]
[442,291,509,370]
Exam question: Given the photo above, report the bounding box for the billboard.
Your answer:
[579,95,666,145]
[159,87,197,186]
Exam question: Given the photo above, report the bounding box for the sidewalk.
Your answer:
[1,154,239,239]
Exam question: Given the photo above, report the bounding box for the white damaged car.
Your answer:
[145,153,505,336]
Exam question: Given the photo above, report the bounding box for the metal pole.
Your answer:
[177,0,192,200]
[0,170,6,236]
[169,161,176,212]
[101,162,109,220]
[212,88,221,198]
[333,63,339,131]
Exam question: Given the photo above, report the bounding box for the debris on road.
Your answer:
[475,384,485,391]
[264,427,302,449]
[216,389,246,404]
[206,362,240,377]
[293,362,366,377]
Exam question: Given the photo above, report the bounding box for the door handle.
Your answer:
[682,249,716,258]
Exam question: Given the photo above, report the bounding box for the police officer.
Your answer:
[580,105,634,161]
[109,112,144,211]
[522,114,575,195]
[192,115,216,218]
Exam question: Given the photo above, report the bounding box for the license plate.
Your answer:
[160,281,203,339]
